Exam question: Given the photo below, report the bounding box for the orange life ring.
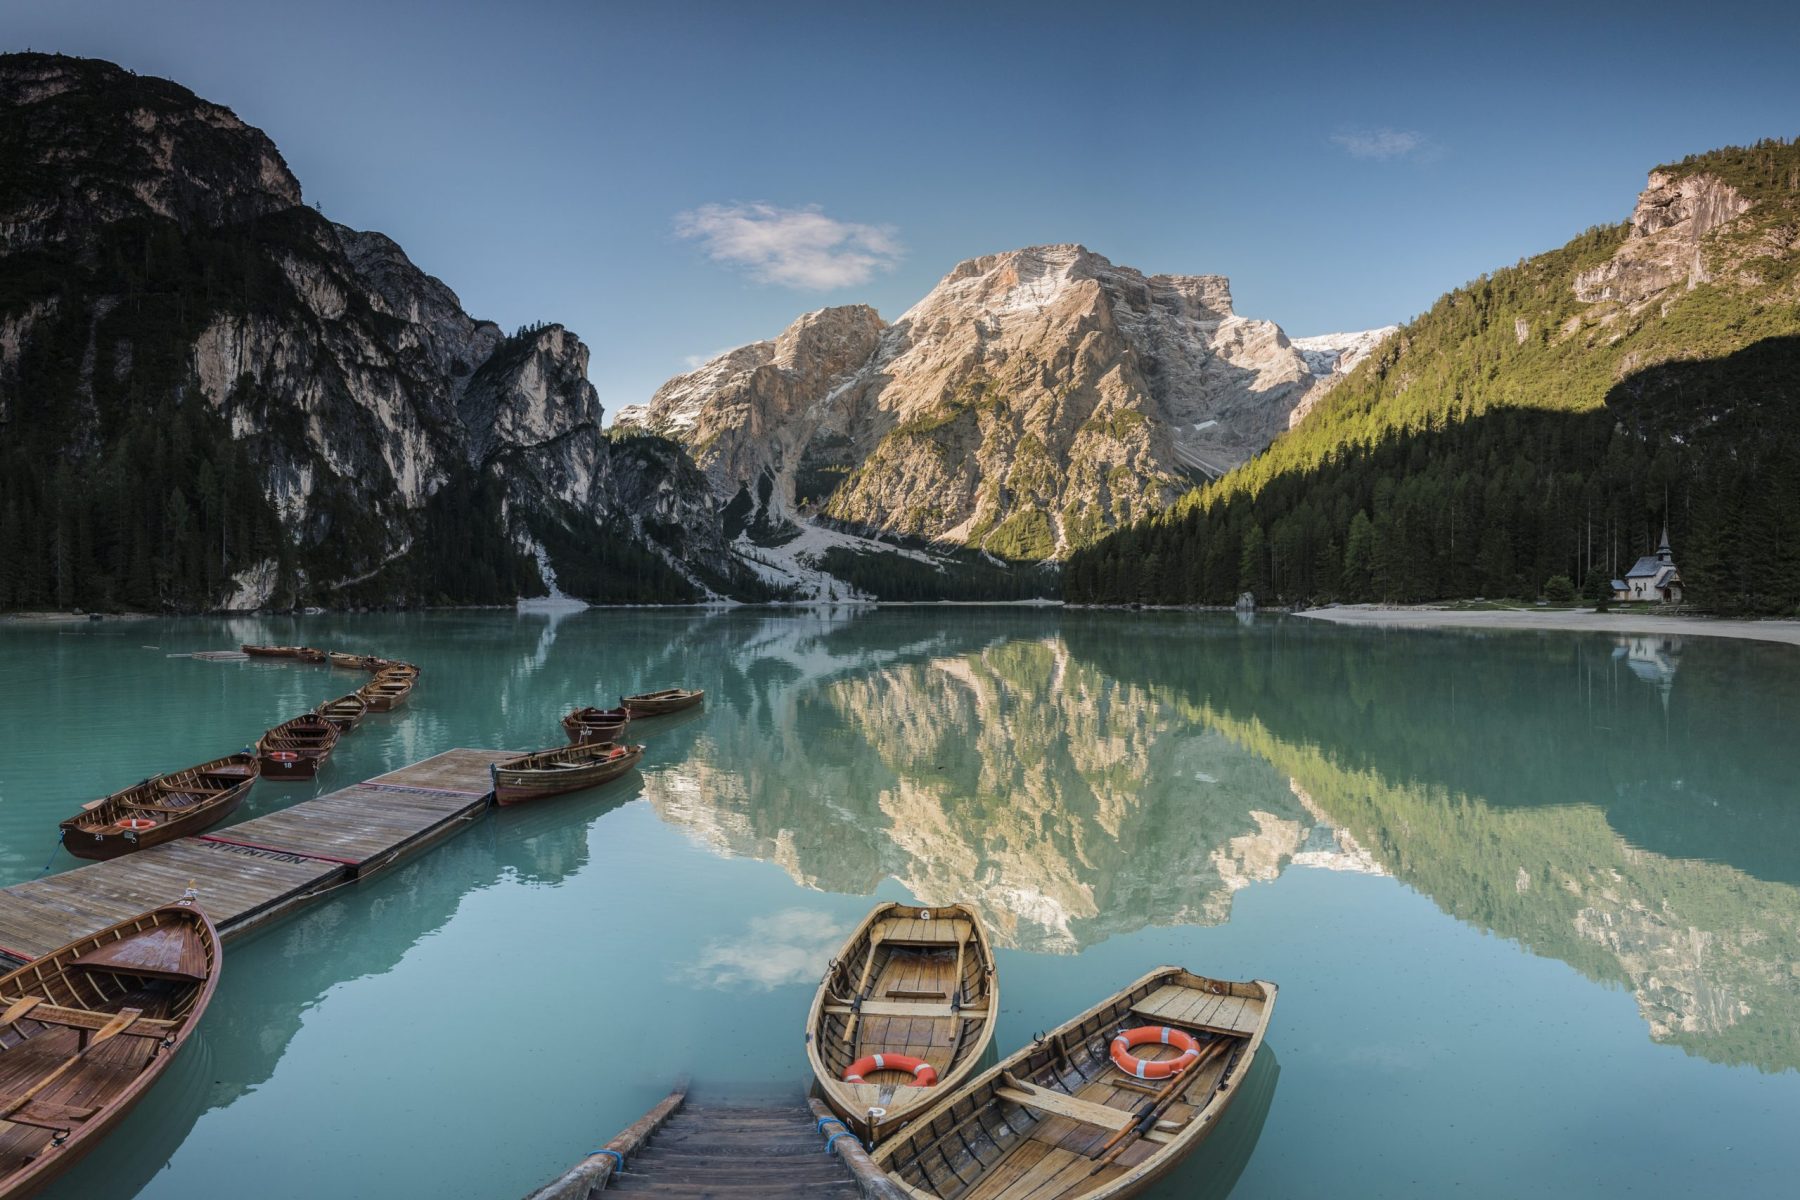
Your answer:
[1110,1026,1202,1080]
[118,817,157,832]
[268,751,299,764]
[843,1053,938,1087]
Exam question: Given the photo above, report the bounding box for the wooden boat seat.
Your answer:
[873,917,972,946]
[4,1000,177,1037]
[1131,984,1265,1036]
[823,1000,987,1020]
[995,1075,1132,1131]
[0,1096,101,1131]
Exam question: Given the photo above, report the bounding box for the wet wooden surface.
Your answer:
[0,749,514,966]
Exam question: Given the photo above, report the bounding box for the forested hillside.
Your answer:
[1067,140,1800,612]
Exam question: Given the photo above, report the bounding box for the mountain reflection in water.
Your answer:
[645,612,1800,1073]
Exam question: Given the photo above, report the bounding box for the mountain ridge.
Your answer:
[0,51,765,610]
[1066,138,1800,611]
[621,243,1389,564]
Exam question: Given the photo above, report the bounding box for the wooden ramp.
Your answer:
[527,1086,907,1200]
[0,749,513,964]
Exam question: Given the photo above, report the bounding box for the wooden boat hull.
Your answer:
[807,902,998,1144]
[240,644,288,658]
[872,967,1278,1199]
[327,652,375,670]
[256,716,339,781]
[0,903,219,1200]
[492,743,644,806]
[293,647,327,664]
[358,673,415,712]
[59,756,259,861]
[313,692,368,734]
[621,688,704,717]
[561,707,631,745]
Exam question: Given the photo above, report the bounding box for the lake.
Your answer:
[2,608,1797,1199]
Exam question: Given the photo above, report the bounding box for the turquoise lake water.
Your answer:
[2,608,1797,1199]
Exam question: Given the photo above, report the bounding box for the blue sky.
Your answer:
[6,0,1798,412]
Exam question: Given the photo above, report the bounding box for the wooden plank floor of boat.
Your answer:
[0,749,516,966]
[605,1097,866,1197]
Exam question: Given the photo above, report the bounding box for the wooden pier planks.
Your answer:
[218,749,509,873]
[526,1089,908,1199]
[0,749,513,965]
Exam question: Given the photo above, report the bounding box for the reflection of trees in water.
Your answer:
[1201,702,1800,1074]
[1061,615,1800,1071]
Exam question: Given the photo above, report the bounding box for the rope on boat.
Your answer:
[817,1114,863,1154]
[37,830,63,876]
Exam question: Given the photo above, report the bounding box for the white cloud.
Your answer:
[682,908,847,991]
[675,202,902,289]
[1331,127,1432,161]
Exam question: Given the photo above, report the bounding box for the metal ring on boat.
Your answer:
[843,1053,938,1087]
[1110,1026,1202,1080]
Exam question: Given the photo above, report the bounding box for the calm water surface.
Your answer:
[1,609,1796,1199]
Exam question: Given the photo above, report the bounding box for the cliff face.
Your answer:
[622,245,1384,560]
[0,52,749,610]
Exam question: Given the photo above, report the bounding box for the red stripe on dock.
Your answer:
[197,834,361,866]
[0,945,35,963]
[363,782,490,798]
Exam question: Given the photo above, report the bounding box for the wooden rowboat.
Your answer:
[561,706,631,745]
[327,651,376,670]
[292,647,327,664]
[491,742,644,806]
[871,966,1277,1199]
[239,644,291,658]
[58,754,259,861]
[357,671,414,712]
[371,660,420,679]
[256,714,339,780]
[621,688,703,717]
[0,901,220,1200]
[807,902,997,1144]
[313,691,369,734]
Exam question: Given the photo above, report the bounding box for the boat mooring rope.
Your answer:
[817,1113,863,1153]
[37,830,64,876]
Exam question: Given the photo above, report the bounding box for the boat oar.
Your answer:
[1088,1035,1233,1172]
[0,1007,141,1128]
[0,996,43,1029]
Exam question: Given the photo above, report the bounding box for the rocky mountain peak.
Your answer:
[629,243,1365,563]
[0,51,770,610]
[0,53,302,251]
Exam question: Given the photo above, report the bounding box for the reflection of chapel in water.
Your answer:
[1614,634,1681,710]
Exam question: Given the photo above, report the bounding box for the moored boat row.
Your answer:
[57,646,423,862]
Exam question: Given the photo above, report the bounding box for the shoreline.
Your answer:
[1294,604,1800,648]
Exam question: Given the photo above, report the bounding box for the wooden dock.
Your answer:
[526,1084,907,1200]
[0,748,515,966]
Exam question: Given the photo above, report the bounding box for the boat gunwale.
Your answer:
[870,964,1277,1199]
[805,901,999,1143]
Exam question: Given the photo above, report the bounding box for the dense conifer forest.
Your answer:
[1068,141,1800,614]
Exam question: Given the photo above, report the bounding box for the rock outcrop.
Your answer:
[0,52,752,609]
[623,245,1385,559]
[1573,170,1752,304]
